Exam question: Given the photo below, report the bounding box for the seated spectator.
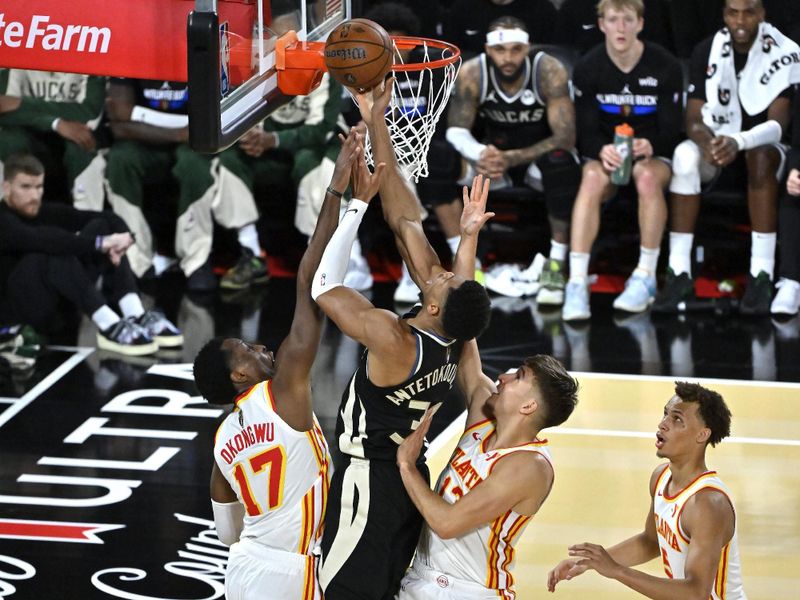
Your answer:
[360,0,446,38]
[772,85,800,315]
[655,0,796,316]
[0,154,181,355]
[445,0,557,57]
[0,69,106,207]
[555,0,672,55]
[563,0,683,321]
[446,16,580,303]
[104,78,263,292]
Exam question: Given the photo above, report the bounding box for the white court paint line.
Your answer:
[0,348,93,429]
[570,370,800,390]
[0,398,16,405]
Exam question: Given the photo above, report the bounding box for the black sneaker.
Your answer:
[739,271,772,316]
[97,319,158,356]
[220,249,270,290]
[135,309,184,347]
[652,268,695,313]
[186,261,218,292]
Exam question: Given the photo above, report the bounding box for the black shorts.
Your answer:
[319,456,429,600]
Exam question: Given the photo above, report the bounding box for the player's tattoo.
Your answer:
[448,59,480,129]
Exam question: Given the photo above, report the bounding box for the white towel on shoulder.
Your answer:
[702,22,800,135]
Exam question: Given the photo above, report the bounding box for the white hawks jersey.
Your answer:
[415,419,553,598]
[214,380,331,555]
[653,466,746,599]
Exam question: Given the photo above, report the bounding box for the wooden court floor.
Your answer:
[426,373,800,600]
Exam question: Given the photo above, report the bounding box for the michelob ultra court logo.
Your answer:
[0,14,111,53]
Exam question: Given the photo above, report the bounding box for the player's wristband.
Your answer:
[326,186,344,199]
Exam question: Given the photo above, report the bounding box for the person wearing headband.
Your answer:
[446,16,581,304]
[562,0,683,321]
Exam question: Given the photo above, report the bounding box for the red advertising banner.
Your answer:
[0,0,255,81]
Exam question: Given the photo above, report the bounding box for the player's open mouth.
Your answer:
[655,432,665,449]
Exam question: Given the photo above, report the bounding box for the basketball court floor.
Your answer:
[1,278,798,599]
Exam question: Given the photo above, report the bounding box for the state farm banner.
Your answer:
[0,0,255,81]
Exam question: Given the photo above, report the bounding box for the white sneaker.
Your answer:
[394,271,421,304]
[514,253,546,297]
[344,255,373,291]
[562,280,591,321]
[485,264,525,297]
[770,278,800,315]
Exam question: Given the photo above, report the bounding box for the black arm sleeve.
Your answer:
[652,60,685,158]
[573,60,606,159]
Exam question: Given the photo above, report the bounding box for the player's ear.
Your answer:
[426,300,441,317]
[230,366,248,386]
[696,427,711,445]
[520,398,538,416]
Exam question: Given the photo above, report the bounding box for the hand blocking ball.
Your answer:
[324,18,393,92]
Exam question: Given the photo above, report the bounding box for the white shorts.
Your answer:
[226,537,321,600]
[396,563,515,600]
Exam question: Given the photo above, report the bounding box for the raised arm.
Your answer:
[356,81,443,286]
[456,340,497,427]
[502,55,576,168]
[397,411,553,539]
[270,127,364,429]
[452,175,493,280]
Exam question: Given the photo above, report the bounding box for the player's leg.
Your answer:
[562,160,615,321]
[104,140,173,277]
[654,139,711,312]
[226,539,321,600]
[613,158,671,313]
[740,144,782,315]
[63,141,105,211]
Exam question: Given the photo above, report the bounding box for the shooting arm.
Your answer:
[455,340,497,427]
[503,55,576,167]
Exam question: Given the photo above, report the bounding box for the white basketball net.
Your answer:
[362,39,461,182]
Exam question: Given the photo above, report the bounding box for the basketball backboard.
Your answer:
[188,0,349,152]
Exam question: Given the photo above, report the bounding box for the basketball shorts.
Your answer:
[319,456,429,600]
[398,563,515,600]
[225,537,321,600]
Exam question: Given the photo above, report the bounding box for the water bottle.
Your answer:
[610,123,634,186]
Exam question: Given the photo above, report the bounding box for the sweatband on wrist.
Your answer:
[211,499,244,546]
[95,235,104,251]
[312,199,368,300]
[131,106,189,129]
[446,127,487,163]
[51,118,61,132]
[730,120,782,151]
[486,28,529,46]
[326,186,344,199]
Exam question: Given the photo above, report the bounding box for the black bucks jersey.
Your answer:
[477,51,553,150]
[336,324,463,462]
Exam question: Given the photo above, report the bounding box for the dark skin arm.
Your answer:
[105,80,188,145]
[270,127,366,431]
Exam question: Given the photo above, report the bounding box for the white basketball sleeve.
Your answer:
[311,199,368,300]
[446,127,487,162]
[212,499,245,546]
[730,120,782,151]
[131,106,189,129]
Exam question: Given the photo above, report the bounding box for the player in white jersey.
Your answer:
[395,350,579,599]
[548,381,746,599]
[192,126,384,600]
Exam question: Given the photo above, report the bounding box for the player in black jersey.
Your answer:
[313,80,493,599]
[655,0,795,316]
[446,16,580,305]
[562,0,683,322]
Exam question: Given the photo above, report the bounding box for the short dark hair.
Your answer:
[364,2,420,36]
[193,337,238,405]
[488,16,528,33]
[525,355,579,428]
[3,154,44,181]
[674,381,732,447]
[441,280,491,341]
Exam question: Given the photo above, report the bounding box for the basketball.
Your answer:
[324,18,393,92]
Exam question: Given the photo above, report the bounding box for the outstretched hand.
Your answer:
[350,146,385,203]
[354,77,394,127]
[460,175,495,237]
[330,125,367,194]
[567,543,621,579]
[546,558,589,592]
[397,404,441,468]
